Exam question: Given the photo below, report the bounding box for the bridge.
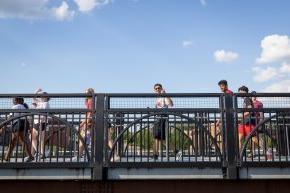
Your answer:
[1,93,290,193]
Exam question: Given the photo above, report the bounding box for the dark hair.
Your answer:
[238,86,249,93]
[13,97,24,105]
[154,83,163,88]
[42,92,50,101]
[251,91,257,97]
[23,103,29,109]
[218,80,228,86]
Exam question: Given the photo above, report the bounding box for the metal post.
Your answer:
[286,126,290,156]
[93,94,106,180]
[165,117,169,161]
[224,95,238,179]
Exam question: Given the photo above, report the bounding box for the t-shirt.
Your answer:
[243,97,253,108]
[85,99,93,110]
[253,100,263,109]
[36,101,49,109]
[34,101,50,124]
[253,100,263,121]
[225,89,233,95]
[242,97,255,124]
[85,98,93,118]
[10,104,26,119]
[156,97,169,109]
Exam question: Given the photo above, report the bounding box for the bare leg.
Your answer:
[78,140,84,156]
[19,133,33,158]
[153,139,157,155]
[239,133,244,151]
[40,130,46,157]
[31,128,38,155]
[108,127,114,150]
[5,133,18,161]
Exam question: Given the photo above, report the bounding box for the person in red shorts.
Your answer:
[238,86,257,151]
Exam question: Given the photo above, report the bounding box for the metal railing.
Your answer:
[105,93,223,168]
[0,93,290,179]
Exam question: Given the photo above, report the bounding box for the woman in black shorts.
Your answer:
[152,84,173,160]
[4,97,34,162]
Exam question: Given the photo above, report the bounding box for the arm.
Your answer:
[259,103,264,121]
[8,105,17,118]
[243,98,253,117]
[161,89,173,107]
[165,97,173,107]
[243,104,252,117]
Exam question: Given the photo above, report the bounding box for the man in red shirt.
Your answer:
[210,80,233,151]
[218,80,233,95]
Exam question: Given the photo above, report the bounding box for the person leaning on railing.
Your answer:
[73,88,94,160]
[251,91,264,125]
[251,91,264,149]
[4,97,34,162]
[152,83,173,160]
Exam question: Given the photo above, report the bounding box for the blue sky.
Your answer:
[1,0,290,93]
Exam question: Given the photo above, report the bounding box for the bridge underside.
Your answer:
[1,179,290,193]
[1,167,290,180]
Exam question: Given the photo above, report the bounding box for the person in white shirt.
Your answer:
[31,91,50,159]
[4,97,34,162]
[152,83,173,160]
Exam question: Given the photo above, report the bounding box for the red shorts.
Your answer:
[238,124,255,136]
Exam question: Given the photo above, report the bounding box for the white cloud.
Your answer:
[52,1,75,21]
[279,62,290,74]
[264,80,290,92]
[0,0,49,20]
[200,0,207,6]
[182,40,193,48]
[256,34,290,64]
[252,67,279,83]
[0,0,113,21]
[252,62,290,83]
[253,35,290,92]
[0,0,74,21]
[74,0,112,13]
[214,50,239,63]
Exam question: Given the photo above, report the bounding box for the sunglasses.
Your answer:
[154,87,162,91]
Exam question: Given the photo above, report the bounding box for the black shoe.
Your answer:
[153,154,159,160]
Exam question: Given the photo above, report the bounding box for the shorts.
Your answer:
[12,119,29,133]
[34,122,47,131]
[153,117,167,140]
[238,124,255,137]
[80,129,91,145]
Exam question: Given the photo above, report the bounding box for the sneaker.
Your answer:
[44,150,50,158]
[40,154,46,160]
[33,152,39,160]
[153,154,159,161]
[176,151,182,161]
[72,156,78,161]
[24,156,34,162]
[72,155,84,161]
